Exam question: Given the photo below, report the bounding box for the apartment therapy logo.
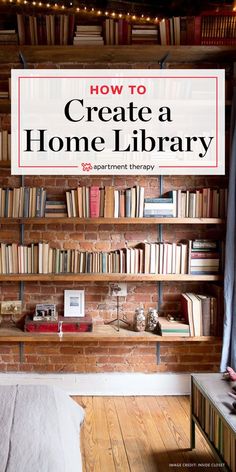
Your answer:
[11,69,225,175]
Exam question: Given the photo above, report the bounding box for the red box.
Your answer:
[24,316,93,333]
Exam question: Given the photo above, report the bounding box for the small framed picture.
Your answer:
[33,304,57,321]
[64,290,85,317]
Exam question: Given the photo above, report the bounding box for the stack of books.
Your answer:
[131,24,158,44]
[156,317,190,337]
[144,191,177,217]
[0,30,18,45]
[73,25,104,45]
[66,185,145,218]
[181,292,218,336]
[0,131,11,161]
[45,201,67,218]
[0,187,46,218]
[189,240,221,275]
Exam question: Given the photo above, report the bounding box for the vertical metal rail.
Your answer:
[156,54,169,364]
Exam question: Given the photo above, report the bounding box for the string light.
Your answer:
[3,0,160,24]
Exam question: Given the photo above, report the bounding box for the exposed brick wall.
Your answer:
[0,341,222,373]
[0,164,225,373]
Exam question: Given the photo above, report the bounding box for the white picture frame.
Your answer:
[64,290,85,318]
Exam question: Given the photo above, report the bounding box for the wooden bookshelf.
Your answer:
[0,325,221,343]
[0,217,225,225]
[0,274,223,282]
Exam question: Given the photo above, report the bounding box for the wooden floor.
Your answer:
[74,396,222,472]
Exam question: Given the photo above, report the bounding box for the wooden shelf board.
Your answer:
[0,274,222,282]
[0,160,11,168]
[0,325,221,343]
[20,46,236,66]
[0,46,235,67]
[0,217,225,225]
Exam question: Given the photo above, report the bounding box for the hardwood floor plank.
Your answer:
[143,396,187,467]
[155,396,205,468]
[73,395,224,472]
[160,396,222,471]
[93,397,116,472]
[105,397,131,472]
[114,397,149,472]
[134,396,173,472]
[78,396,101,472]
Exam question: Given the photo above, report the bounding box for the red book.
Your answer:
[90,186,100,218]
[194,16,202,45]
[118,19,123,45]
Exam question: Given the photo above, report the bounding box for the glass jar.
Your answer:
[133,308,146,332]
[146,308,158,332]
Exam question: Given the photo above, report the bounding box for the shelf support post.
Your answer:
[19,342,25,363]
[156,342,161,364]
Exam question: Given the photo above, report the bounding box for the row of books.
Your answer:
[0,239,221,275]
[13,12,236,46]
[73,14,236,46]
[17,13,75,45]
[66,185,145,218]
[104,19,131,45]
[0,186,227,219]
[0,187,46,218]
[0,131,11,161]
[201,14,236,45]
[193,385,234,470]
[181,292,218,337]
[144,189,227,218]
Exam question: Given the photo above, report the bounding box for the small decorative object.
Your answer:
[105,283,129,332]
[166,314,175,322]
[133,307,146,332]
[1,301,22,316]
[0,300,22,326]
[146,308,158,332]
[33,304,57,321]
[64,290,85,317]
[223,367,236,381]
